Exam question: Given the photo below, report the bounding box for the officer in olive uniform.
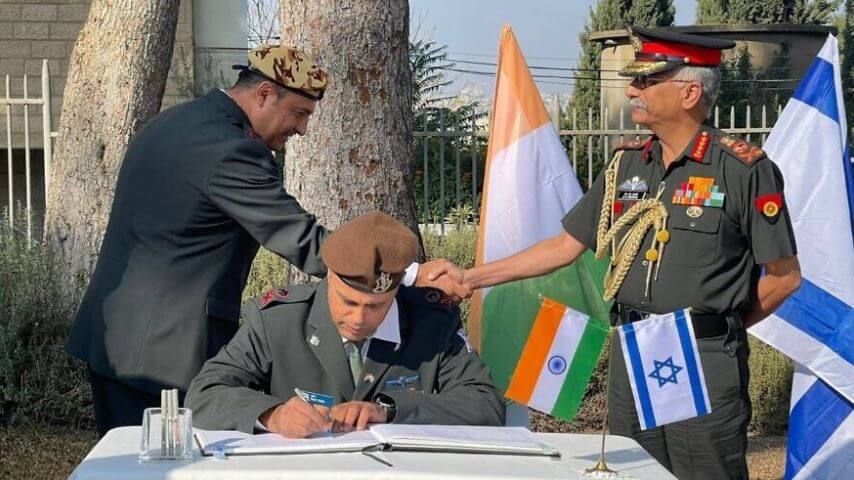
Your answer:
[463,27,800,479]
[186,212,505,435]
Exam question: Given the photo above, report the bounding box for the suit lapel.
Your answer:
[353,297,409,400]
[306,281,355,400]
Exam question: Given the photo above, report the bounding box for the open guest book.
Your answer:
[195,425,561,458]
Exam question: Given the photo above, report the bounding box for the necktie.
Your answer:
[345,340,365,387]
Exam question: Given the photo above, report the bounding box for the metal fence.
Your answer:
[1,59,54,242]
[413,104,781,230]
[0,61,815,239]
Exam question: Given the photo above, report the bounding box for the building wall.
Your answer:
[0,0,196,149]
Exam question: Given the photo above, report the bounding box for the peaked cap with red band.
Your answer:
[619,26,736,77]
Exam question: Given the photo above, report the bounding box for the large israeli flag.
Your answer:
[749,35,854,480]
[618,310,712,430]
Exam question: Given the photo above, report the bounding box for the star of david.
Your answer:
[648,356,683,387]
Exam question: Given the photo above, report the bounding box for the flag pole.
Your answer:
[584,328,617,476]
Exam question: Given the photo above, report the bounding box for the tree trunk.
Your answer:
[44,0,181,299]
[278,0,419,282]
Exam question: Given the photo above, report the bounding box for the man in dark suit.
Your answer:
[67,44,468,437]
[187,212,505,435]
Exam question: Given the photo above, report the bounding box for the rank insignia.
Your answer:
[260,288,289,308]
[755,193,783,219]
[672,176,725,207]
[718,135,766,164]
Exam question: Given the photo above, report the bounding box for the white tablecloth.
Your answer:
[68,426,675,480]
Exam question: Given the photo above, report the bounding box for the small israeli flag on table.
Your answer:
[618,309,712,430]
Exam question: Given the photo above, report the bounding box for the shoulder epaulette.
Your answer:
[717,134,766,166]
[257,285,316,310]
[613,136,652,152]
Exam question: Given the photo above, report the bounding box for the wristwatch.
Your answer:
[374,393,397,423]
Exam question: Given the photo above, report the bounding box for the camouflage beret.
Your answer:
[321,211,419,295]
[237,44,329,100]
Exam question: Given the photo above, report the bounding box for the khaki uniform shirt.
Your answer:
[562,125,797,314]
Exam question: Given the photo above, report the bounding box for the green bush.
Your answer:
[748,337,793,435]
[0,213,794,434]
[0,218,91,428]
[243,247,291,303]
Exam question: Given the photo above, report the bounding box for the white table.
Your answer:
[69,426,675,480]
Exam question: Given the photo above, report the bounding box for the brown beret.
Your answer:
[321,211,419,294]
[234,44,329,100]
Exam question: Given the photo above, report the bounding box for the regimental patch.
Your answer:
[259,288,289,309]
[690,131,711,162]
[755,193,783,222]
[672,176,725,207]
[718,135,766,165]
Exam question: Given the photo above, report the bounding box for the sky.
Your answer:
[409,0,697,96]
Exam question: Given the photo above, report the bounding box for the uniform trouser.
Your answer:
[608,327,752,480]
[87,366,184,438]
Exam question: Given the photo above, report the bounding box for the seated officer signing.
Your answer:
[186,211,505,437]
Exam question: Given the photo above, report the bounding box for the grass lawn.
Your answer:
[1,425,785,480]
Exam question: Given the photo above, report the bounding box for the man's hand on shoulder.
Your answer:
[416,259,473,302]
[259,397,332,438]
[330,401,387,432]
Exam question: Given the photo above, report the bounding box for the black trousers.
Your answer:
[608,328,752,480]
[87,366,183,438]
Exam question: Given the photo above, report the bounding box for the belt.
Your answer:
[613,304,734,338]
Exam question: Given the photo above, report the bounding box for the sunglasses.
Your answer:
[631,75,693,90]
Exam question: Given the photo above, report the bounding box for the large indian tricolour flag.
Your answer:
[474,25,611,422]
[749,35,853,480]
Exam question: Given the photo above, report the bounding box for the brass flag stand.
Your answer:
[583,328,618,477]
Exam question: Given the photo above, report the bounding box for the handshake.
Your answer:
[415,259,474,302]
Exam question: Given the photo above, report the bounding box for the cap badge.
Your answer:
[630,31,643,52]
[373,272,394,294]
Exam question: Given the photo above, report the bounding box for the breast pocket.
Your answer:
[667,208,722,267]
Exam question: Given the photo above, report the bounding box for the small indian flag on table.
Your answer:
[501,297,609,420]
